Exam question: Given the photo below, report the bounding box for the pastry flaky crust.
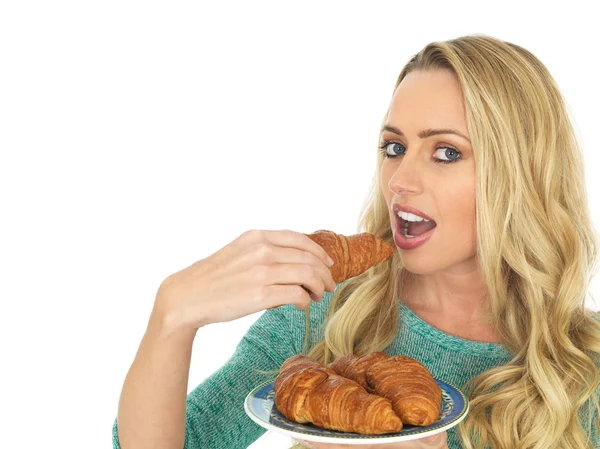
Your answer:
[327,352,390,395]
[365,355,442,426]
[305,230,395,284]
[274,355,403,434]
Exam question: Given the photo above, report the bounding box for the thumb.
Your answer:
[419,431,448,447]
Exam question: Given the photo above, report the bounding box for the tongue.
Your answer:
[407,220,437,236]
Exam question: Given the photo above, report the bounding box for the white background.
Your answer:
[1,1,599,448]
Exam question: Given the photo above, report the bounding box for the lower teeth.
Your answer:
[402,225,414,238]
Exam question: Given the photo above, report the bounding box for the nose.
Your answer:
[387,149,424,196]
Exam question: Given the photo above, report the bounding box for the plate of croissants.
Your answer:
[244,352,469,445]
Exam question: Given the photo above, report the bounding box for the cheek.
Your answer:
[437,174,476,242]
[451,188,477,248]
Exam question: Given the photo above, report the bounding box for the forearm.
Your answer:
[117,305,198,449]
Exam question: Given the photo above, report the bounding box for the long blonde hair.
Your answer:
[282,34,600,448]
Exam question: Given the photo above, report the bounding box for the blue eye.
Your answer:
[378,141,462,165]
[434,147,461,163]
[381,142,406,157]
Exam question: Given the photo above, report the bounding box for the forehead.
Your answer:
[386,70,468,136]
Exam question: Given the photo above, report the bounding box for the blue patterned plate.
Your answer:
[244,378,468,445]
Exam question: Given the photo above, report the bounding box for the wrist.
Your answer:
[149,295,201,340]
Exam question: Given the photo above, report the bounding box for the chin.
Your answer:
[399,256,442,276]
[401,251,479,276]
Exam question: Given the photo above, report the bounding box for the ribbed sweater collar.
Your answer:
[398,299,512,359]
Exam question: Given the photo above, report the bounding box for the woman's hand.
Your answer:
[153,229,337,331]
[298,431,448,449]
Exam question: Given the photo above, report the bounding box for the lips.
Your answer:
[393,212,436,250]
[392,204,436,224]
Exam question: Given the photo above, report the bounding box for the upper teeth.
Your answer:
[397,211,430,222]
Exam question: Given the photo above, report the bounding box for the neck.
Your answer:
[402,259,490,323]
[400,262,502,344]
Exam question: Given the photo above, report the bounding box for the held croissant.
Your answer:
[274,355,403,434]
[305,230,395,284]
[366,355,442,426]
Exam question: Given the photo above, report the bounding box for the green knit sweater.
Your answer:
[112,283,600,448]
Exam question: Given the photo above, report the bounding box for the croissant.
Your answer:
[305,230,395,284]
[366,355,442,426]
[327,352,390,394]
[274,355,403,434]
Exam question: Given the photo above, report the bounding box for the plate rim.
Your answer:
[244,377,470,445]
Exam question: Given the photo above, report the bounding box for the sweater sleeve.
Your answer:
[583,375,600,448]
[112,304,300,449]
[589,402,600,448]
[585,311,600,448]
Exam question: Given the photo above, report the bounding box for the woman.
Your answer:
[113,34,600,449]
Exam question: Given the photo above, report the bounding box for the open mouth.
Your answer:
[397,215,437,239]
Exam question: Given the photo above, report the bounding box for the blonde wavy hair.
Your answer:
[265,34,600,448]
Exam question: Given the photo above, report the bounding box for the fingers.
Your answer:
[261,284,314,310]
[297,440,385,449]
[242,234,336,302]
[249,229,335,270]
[257,246,336,291]
[296,440,340,449]
[229,230,338,312]
[296,434,448,449]
[418,431,448,448]
[297,440,318,449]
[272,243,336,288]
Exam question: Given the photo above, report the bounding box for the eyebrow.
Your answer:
[380,124,471,143]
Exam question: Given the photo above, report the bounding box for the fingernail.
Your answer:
[327,256,334,267]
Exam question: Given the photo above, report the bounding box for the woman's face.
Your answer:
[380,69,477,276]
